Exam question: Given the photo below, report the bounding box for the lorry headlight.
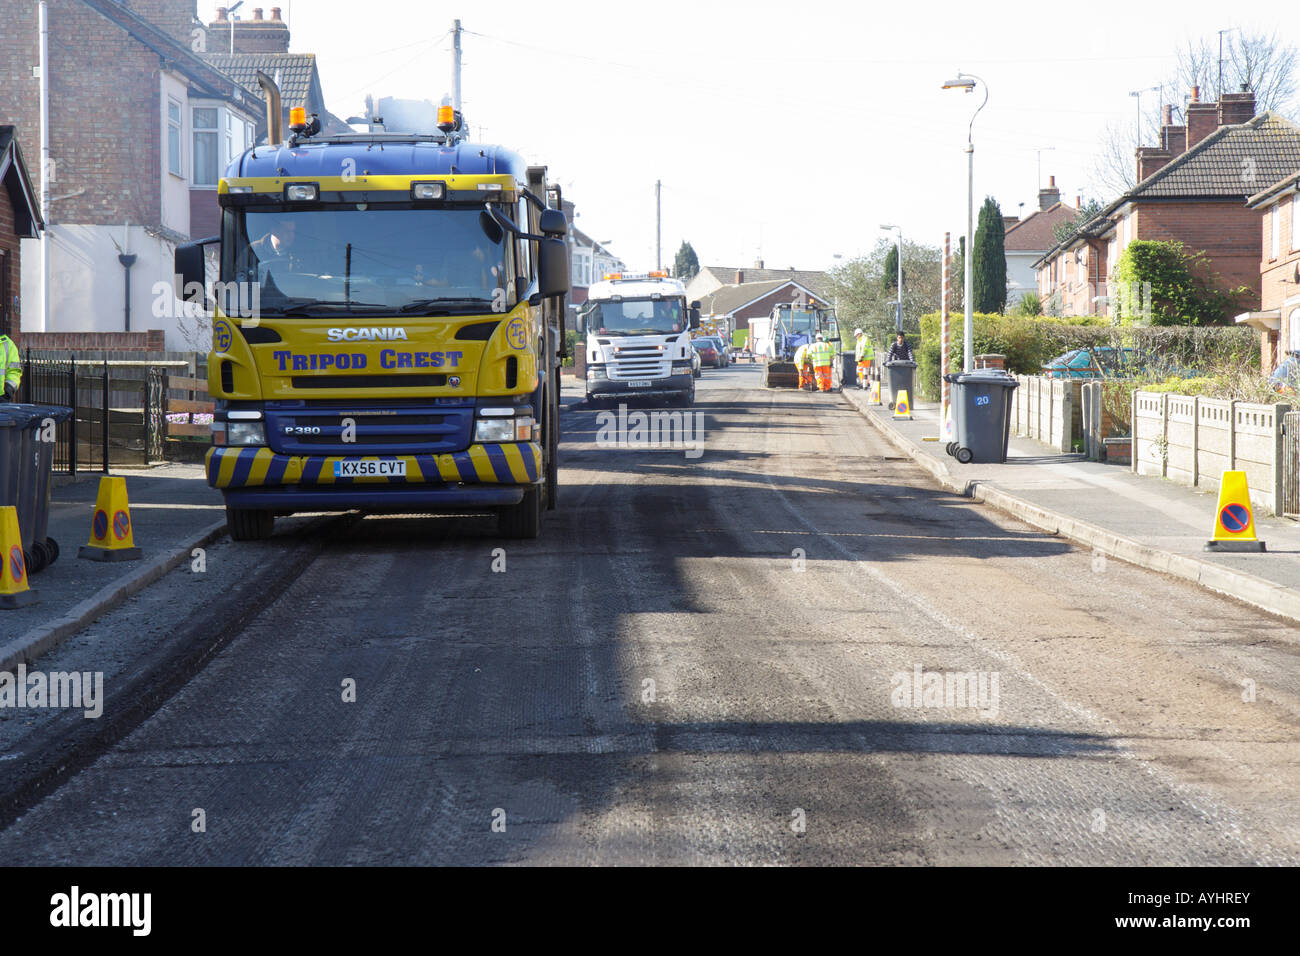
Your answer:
[671,362,693,373]
[226,421,267,445]
[474,418,515,442]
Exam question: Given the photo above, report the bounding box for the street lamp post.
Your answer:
[880,224,903,333]
[942,72,988,373]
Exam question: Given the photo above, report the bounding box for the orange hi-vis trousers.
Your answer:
[814,364,832,391]
[857,359,871,384]
[798,362,814,388]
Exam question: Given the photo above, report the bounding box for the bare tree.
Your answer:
[1090,29,1300,201]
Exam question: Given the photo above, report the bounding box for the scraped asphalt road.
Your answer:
[2,362,1298,865]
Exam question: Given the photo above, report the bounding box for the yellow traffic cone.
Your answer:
[870,379,881,404]
[0,505,38,608]
[78,476,143,562]
[942,403,954,440]
[1204,470,1266,552]
[893,389,913,420]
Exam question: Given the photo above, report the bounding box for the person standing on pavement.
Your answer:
[0,316,20,402]
[811,333,835,392]
[854,329,874,389]
[885,332,913,364]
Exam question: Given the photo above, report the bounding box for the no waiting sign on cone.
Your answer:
[1205,470,1266,553]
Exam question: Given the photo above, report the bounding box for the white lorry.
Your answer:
[579,272,701,407]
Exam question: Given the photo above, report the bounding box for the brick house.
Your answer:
[1,0,266,350]
[686,261,832,306]
[0,128,45,345]
[1035,89,1300,320]
[1242,171,1300,371]
[698,279,829,342]
[1003,177,1078,306]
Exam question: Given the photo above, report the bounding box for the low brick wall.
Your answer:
[18,330,165,352]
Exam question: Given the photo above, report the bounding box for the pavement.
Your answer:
[842,385,1300,627]
[0,463,227,670]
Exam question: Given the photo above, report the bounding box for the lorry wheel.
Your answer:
[227,506,275,541]
[499,485,542,540]
[672,383,695,407]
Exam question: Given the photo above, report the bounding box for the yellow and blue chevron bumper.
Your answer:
[206,443,542,512]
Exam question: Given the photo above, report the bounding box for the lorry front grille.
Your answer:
[265,403,473,455]
[610,346,670,379]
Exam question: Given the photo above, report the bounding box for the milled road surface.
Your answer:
[3,363,1299,864]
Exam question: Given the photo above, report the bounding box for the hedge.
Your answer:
[915,313,1257,399]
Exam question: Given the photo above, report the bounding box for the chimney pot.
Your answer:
[1049,175,1056,187]
[217,6,228,19]
[1076,196,1081,209]
[1191,85,1200,103]
[253,8,264,20]
[271,6,283,19]
[1162,104,1173,125]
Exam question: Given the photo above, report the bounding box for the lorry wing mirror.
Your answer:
[536,237,569,300]
[689,303,701,330]
[576,311,587,333]
[174,236,219,303]
[539,208,567,237]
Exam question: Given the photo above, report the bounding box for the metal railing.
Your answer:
[20,352,188,474]
[1282,411,1300,518]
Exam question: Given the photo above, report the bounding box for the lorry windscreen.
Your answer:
[583,298,685,336]
[223,205,509,316]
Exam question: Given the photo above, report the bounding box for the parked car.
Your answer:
[1042,346,1141,379]
[692,339,719,368]
[696,336,728,367]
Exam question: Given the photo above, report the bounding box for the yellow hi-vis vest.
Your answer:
[0,335,19,391]
[855,335,874,362]
[811,341,834,365]
[793,343,810,367]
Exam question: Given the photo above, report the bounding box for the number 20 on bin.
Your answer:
[975,395,990,406]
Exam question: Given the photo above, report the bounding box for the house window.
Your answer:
[167,98,183,177]
[1292,195,1299,252]
[1272,204,1281,259]
[193,107,219,186]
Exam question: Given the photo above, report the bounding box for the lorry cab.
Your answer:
[579,272,700,407]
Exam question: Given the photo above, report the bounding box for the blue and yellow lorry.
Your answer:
[176,107,568,540]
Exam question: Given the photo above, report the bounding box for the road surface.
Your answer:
[3,363,1298,864]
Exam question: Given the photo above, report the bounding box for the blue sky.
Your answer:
[270,0,1285,272]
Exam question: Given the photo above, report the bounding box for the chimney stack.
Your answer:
[753,258,764,269]
[1219,84,1257,126]
[1186,86,1220,147]
[1160,102,1187,157]
[735,270,745,284]
[209,4,291,53]
[1038,174,1061,211]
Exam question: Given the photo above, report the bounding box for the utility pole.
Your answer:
[39,0,50,334]
[655,180,661,272]
[452,19,462,113]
